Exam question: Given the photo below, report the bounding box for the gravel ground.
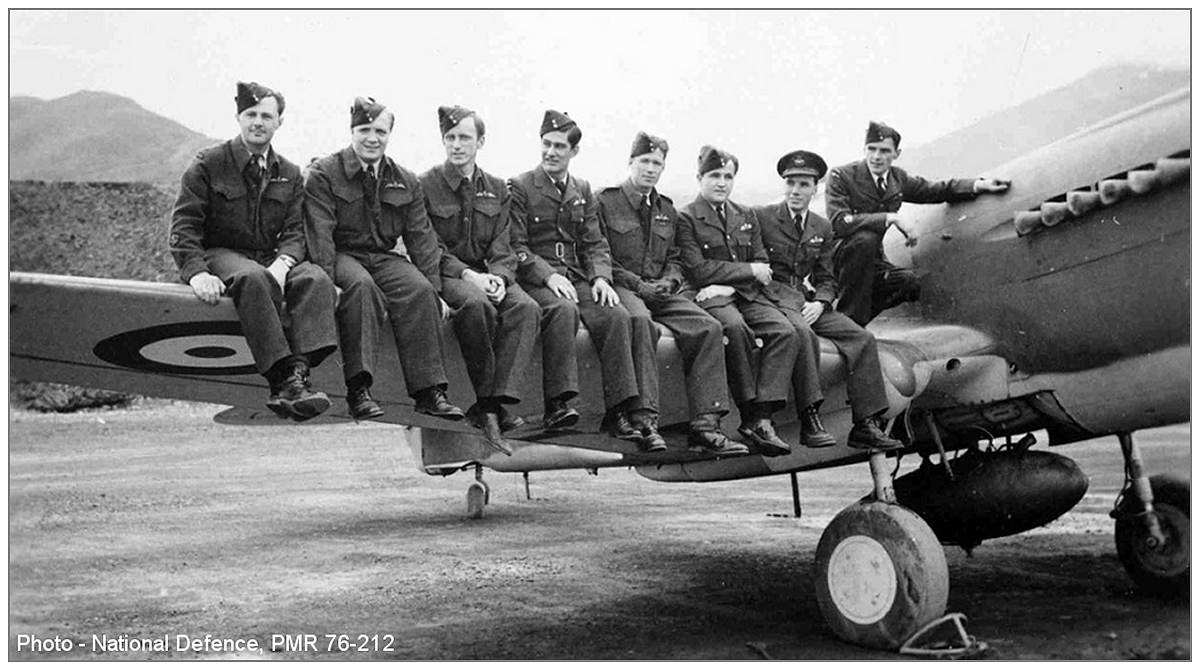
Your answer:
[8,402,1190,660]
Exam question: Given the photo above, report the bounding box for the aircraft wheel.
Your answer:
[467,481,488,519]
[1115,474,1189,598]
[814,500,949,650]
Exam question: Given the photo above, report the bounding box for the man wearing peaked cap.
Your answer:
[675,144,800,458]
[826,120,1011,325]
[509,109,648,440]
[754,149,904,451]
[305,96,465,425]
[596,132,748,456]
[169,81,337,421]
[418,105,540,454]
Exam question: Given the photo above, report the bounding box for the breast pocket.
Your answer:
[210,180,249,240]
[379,186,415,239]
[647,221,673,270]
[259,181,293,237]
[427,201,461,243]
[731,229,754,261]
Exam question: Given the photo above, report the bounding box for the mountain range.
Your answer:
[8,64,1190,186]
[9,90,218,183]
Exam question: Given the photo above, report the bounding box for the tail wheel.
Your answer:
[1115,474,1189,598]
[467,481,488,519]
[814,501,949,649]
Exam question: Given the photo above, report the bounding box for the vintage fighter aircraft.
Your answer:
[9,86,1189,652]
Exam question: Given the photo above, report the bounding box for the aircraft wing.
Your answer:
[7,271,1092,480]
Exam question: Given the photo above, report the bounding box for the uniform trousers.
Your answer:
[701,296,799,412]
[333,251,448,396]
[777,302,891,422]
[524,280,639,411]
[204,247,337,375]
[833,229,920,326]
[617,288,729,420]
[442,277,539,404]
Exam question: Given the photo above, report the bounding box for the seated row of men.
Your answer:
[169,81,1010,457]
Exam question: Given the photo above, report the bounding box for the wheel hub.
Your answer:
[1132,506,1189,577]
[827,535,897,624]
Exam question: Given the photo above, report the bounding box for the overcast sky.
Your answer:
[9,9,1190,199]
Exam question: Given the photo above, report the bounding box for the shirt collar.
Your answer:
[233,135,276,172]
[541,167,569,189]
[787,206,808,226]
[621,179,654,209]
[441,160,479,192]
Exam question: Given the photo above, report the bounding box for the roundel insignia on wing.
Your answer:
[93,321,258,376]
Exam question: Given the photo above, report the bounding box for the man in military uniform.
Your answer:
[755,150,904,451]
[305,97,463,422]
[596,132,749,456]
[676,146,798,457]
[509,110,651,446]
[170,81,336,420]
[827,121,1011,325]
[420,105,540,453]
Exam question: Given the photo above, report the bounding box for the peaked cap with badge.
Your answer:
[776,149,827,180]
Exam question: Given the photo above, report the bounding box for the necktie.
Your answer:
[876,176,887,194]
[639,195,652,227]
[363,164,380,224]
[554,179,567,196]
[248,155,267,191]
[716,204,727,227]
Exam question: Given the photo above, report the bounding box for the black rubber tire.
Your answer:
[1115,473,1189,598]
[813,501,949,649]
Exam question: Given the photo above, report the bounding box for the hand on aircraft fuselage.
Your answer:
[592,277,620,307]
[188,271,225,305]
[974,177,1012,194]
[892,218,919,247]
[695,284,735,303]
[546,273,578,303]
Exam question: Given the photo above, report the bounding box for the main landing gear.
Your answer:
[813,450,949,650]
[1111,432,1190,598]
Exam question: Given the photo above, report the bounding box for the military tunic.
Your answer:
[169,136,337,375]
[755,203,889,420]
[305,147,449,396]
[825,160,976,325]
[509,167,638,411]
[421,161,539,404]
[676,197,798,412]
[598,180,729,421]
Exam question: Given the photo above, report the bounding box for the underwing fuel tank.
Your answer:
[892,448,1089,550]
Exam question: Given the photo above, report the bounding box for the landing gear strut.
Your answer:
[813,450,949,649]
[1111,432,1190,597]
